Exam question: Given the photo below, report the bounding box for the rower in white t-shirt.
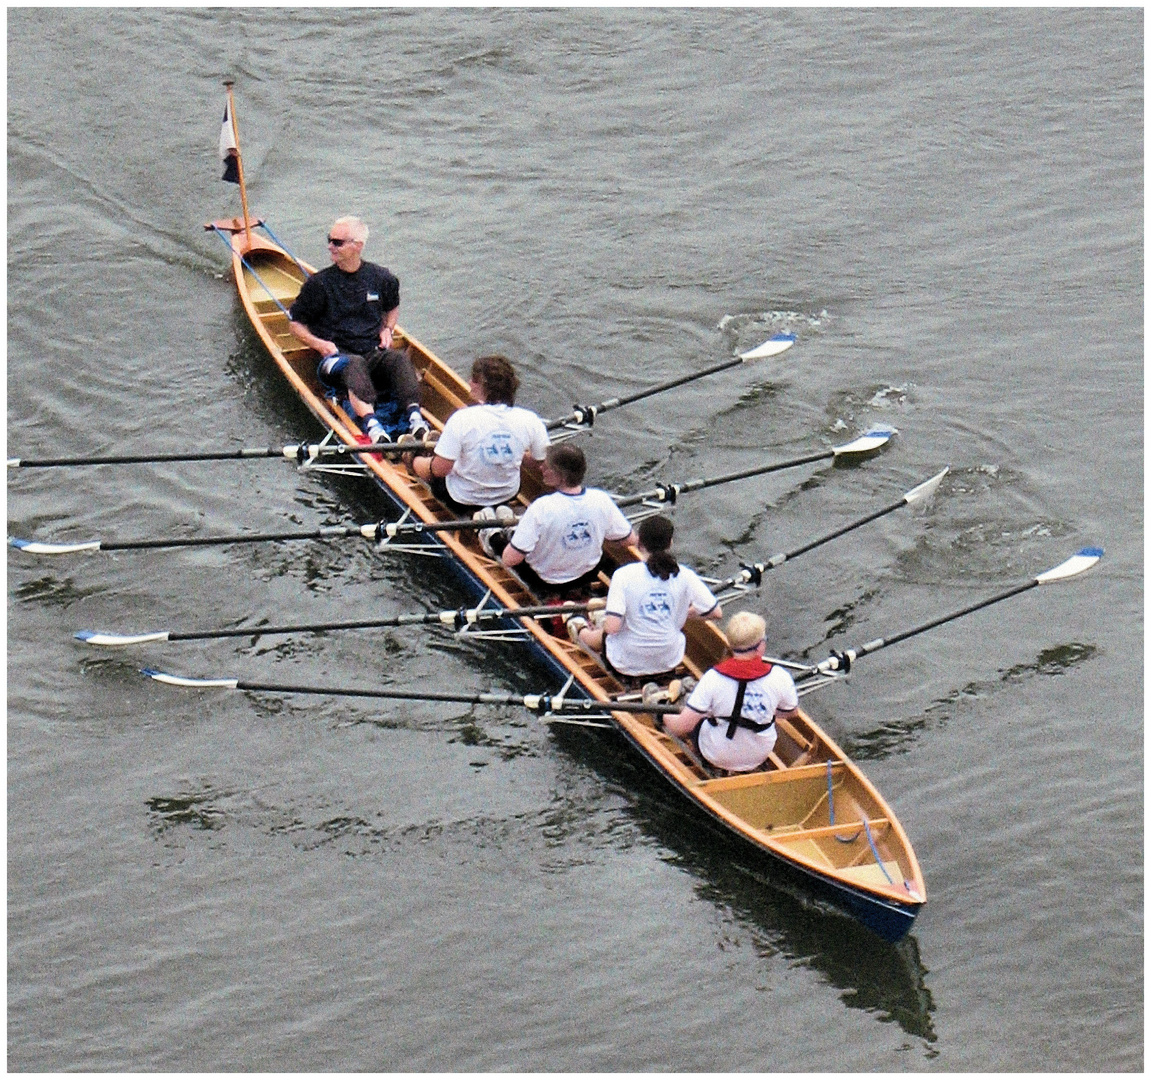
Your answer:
[569,514,721,681]
[494,444,637,599]
[408,354,549,513]
[664,611,801,774]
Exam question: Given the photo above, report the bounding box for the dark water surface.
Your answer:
[7,8,1142,1071]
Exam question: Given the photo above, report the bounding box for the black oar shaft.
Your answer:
[8,448,288,468]
[616,448,833,508]
[864,580,1038,655]
[227,679,676,715]
[782,496,905,561]
[7,439,437,469]
[165,602,592,641]
[101,525,360,551]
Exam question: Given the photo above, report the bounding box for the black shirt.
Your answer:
[288,261,400,355]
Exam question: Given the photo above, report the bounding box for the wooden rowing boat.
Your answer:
[203,208,926,942]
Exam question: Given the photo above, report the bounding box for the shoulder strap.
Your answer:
[707,677,775,740]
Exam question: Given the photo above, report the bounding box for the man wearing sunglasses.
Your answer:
[288,216,428,443]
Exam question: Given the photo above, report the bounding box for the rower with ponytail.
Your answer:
[569,514,721,685]
[638,515,680,581]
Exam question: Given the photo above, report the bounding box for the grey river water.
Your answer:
[7,8,1142,1071]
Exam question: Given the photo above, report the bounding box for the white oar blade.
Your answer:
[9,537,101,554]
[1035,547,1103,585]
[832,426,897,456]
[142,668,238,689]
[903,466,949,507]
[76,630,171,647]
[738,333,796,361]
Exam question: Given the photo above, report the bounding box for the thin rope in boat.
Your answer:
[862,818,895,884]
[257,222,312,280]
[207,225,293,319]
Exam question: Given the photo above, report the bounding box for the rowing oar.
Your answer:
[8,335,795,468]
[797,546,1104,687]
[711,467,949,596]
[75,600,601,648]
[613,425,895,510]
[6,437,438,470]
[73,469,943,646]
[139,669,683,721]
[544,333,795,430]
[9,427,893,556]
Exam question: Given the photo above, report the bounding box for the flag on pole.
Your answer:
[219,100,240,184]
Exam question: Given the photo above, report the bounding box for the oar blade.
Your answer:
[832,426,897,457]
[9,537,101,554]
[142,668,238,688]
[738,333,796,361]
[76,630,171,647]
[903,466,949,507]
[1035,547,1104,584]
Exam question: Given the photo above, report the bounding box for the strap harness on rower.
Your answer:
[707,657,776,740]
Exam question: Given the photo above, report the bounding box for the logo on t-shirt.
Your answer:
[639,589,672,620]
[741,689,773,723]
[482,433,516,462]
[562,520,593,550]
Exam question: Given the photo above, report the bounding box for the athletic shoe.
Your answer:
[674,676,697,702]
[407,410,429,442]
[565,615,589,645]
[494,504,516,526]
[363,416,387,444]
[474,507,499,557]
[641,682,666,706]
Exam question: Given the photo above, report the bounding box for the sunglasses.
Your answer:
[327,235,355,247]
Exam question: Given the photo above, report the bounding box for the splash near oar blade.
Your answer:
[738,333,797,361]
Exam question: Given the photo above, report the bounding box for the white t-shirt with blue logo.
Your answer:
[436,403,550,507]
[604,560,718,676]
[687,665,798,772]
[508,488,633,584]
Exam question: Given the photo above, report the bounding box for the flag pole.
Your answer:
[224,81,252,243]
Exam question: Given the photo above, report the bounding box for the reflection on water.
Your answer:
[148,788,228,833]
[842,640,1100,761]
[549,723,938,1049]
